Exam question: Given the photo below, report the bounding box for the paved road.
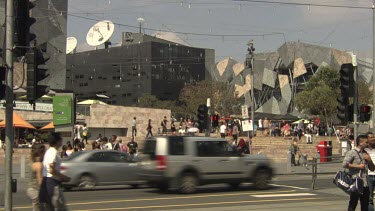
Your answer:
[0,175,351,211]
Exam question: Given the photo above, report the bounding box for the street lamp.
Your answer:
[247,40,255,137]
[137,18,145,34]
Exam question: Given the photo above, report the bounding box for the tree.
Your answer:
[294,66,340,126]
[179,80,243,117]
[358,80,373,105]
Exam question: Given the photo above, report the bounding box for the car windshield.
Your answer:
[64,151,85,161]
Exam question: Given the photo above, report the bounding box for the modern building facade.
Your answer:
[66,33,214,105]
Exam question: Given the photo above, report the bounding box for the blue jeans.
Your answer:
[369,175,375,211]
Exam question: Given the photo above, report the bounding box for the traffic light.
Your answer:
[212,114,219,127]
[337,63,354,124]
[339,63,354,97]
[14,0,36,57]
[0,66,6,100]
[26,47,49,104]
[359,105,371,122]
[197,104,208,131]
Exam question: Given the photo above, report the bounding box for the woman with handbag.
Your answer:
[27,144,46,211]
[343,135,375,211]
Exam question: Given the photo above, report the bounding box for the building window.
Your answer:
[75,75,79,79]
[80,75,84,79]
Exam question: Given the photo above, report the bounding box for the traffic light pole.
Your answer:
[353,57,359,141]
[4,0,15,209]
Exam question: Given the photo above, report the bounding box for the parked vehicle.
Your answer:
[61,150,142,190]
[139,136,273,194]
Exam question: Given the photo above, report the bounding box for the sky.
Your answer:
[67,0,375,63]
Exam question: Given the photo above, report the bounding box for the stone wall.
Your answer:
[87,104,171,138]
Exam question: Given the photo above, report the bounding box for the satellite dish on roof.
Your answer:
[86,20,115,47]
[66,37,77,54]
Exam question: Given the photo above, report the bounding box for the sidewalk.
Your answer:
[274,161,342,175]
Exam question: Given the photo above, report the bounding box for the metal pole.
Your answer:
[4,0,15,208]
[251,50,255,137]
[373,1,375,133]
[353,55,358,140]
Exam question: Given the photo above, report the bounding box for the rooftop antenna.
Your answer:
[137,18,145,34]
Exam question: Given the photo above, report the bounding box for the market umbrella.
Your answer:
[40,121,54,130]
[77,99,107,105]
[0,112,36,129]
[291,119,310,125]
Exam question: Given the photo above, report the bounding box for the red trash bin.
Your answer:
[316,141,328,162]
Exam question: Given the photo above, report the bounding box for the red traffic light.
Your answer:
[360,105,371,113]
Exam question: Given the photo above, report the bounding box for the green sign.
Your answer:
[53,96,72,126]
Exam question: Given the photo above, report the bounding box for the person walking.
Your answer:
[161,116,168,136]
[343,135,375,211]
[365,132,375,211]
[131,117,137,137]
[73,122,81,147]
[220,122,227,138]
[81,123,89,144]
[232,123,239,145]
[146,119,153,137]
[27,144,46,211]
[39,132,71,211]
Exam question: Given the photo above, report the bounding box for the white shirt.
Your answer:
[74,125,81,139]
[42,147,61,179]
[258,119,263,128]
[105,142,113,150]
[366,148,375,176]
[220,125,227,133]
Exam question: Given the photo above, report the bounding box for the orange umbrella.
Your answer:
[40,121,54,130]
[0,112,36,129]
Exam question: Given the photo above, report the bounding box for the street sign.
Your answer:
[241,105,249,119]
[242,120,253,131]
[53,96,72,125]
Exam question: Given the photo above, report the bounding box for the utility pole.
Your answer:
[353,54,358,140]
[4,0,15,209]
[247,40,255,137]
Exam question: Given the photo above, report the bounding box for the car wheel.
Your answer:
[131,184,139,189]
[157,183,169,192]
[78,174,96,189]
[253,169,271,190]
[229,182,241,189]
[178,174,198,194]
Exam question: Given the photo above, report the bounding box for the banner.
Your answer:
[53,96,72,126]
[241,105,249,119]
[0,101,53,112]
[242,120,253,132]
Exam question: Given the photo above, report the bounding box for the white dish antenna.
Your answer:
[86,20,115,47]
[66,37,77,54]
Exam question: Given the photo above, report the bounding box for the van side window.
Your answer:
[169,138,184,155]
[197,141,237,157]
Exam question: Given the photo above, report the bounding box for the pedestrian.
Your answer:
[171,121,176,135]
[297,120,304,140]
[146,119,153,137]
[102,137,111,150]
[263,118,270,135]
[81,123,88,144]
[39,132,71,211]
[258,119,263,135]
[289,140,299,166]
[161,116,168,136]
[66,143,74,156]
[127,136,138,160]
[60,145,68,159]
[232,123,239,145]
[131,117,137,137]
[119,140,127,153]
[220,122,227,138]
[110,135,117,150]
[343,135,375,211]
[27,144,46,211]
[73,122,81,147]
[365,132,375,211]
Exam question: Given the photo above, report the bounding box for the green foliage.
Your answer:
[27,133,34,140]
[294,66,340,122]
[179,80,242,117]
[358,80,373,105]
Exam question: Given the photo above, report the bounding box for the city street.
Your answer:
[1,175,349,211]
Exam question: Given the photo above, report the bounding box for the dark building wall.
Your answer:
[0,0,67,90]
[67,40,212,106]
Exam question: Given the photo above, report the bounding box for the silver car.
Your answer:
[61,150,142,189]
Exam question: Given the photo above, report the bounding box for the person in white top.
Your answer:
[258,119,263,134]
[220,122,227,138]
[39,132,70,210]
[365,132,375,210]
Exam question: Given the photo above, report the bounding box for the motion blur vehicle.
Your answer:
[139,136,273,194]
[61,150,142,190]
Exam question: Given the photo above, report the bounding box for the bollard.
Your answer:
[310,158,318,191]
[20,154,26,179]
[286,151,291,173]
[12,179,17,193]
